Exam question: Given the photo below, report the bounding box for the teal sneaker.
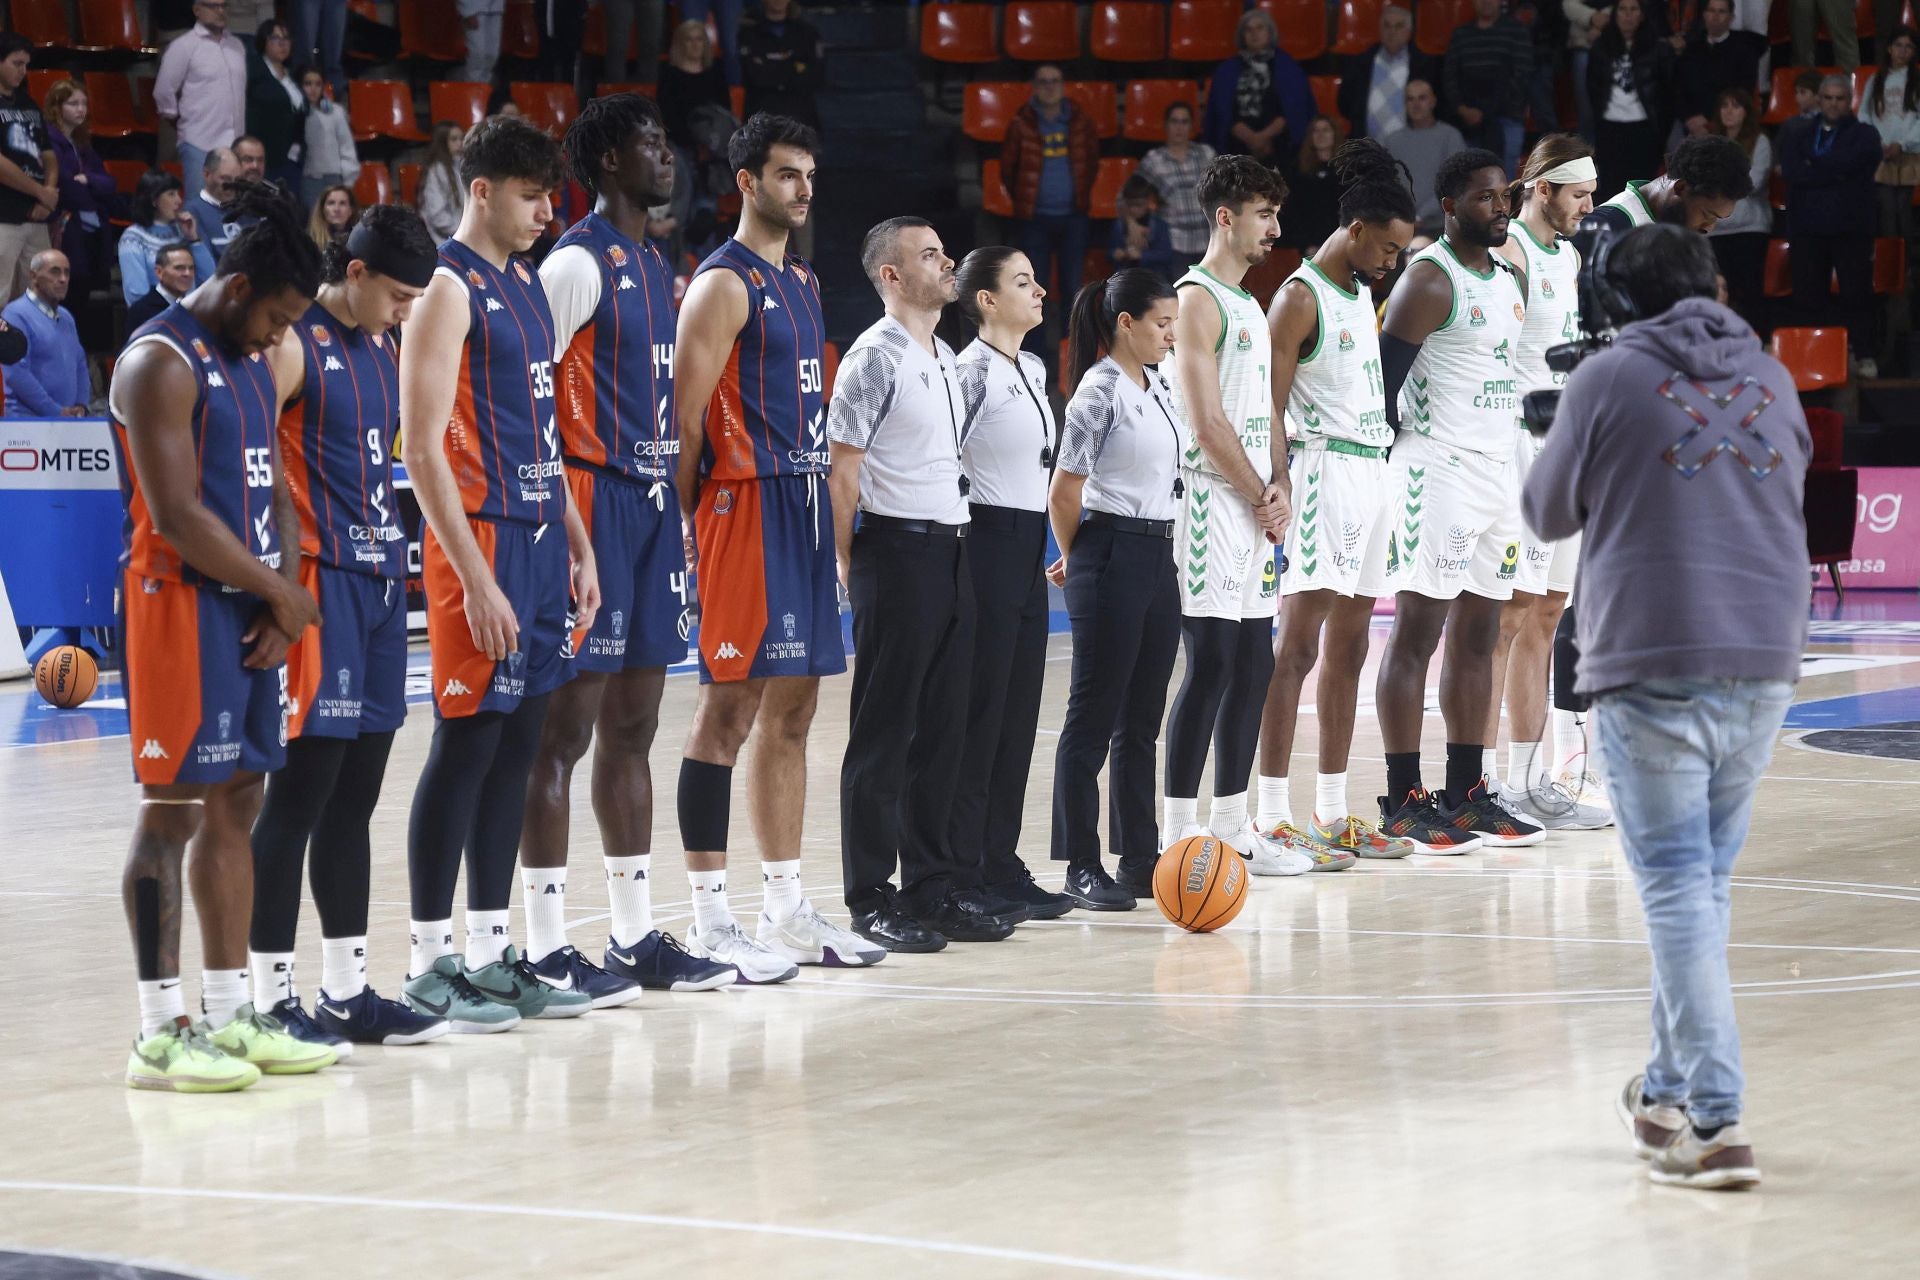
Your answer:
[463,944,592,1019]
[403,955,523,1034]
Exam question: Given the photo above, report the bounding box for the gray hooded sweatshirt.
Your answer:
[1521,297,1811,696]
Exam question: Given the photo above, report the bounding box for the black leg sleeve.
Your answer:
[249,736,349,953]
[309,730,395,939]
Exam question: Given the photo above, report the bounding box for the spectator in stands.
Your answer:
[603,1,667,86]
[1282,116,1346,252]
[1338,6,1439,141]
[1673,0,1768,139]
[1139,101,1217,276]
[418,121,467,241]
[1443,0,1533,176]
[2,249,87,417]
[1791,0,1860,72]
[289,0,349,99]
[1588,0,1675,198]
[1205,9,1314,163]
[660,20,734,151]
[155,0,249,198]
[308,182,358,250]
[300,67,360,210]
[1384,79,1465,243]
[127,244,198,331]
[1004,64,1099,322]
[1564,0,1606,137]
[1513,0,1571,149]
[1108,173,1174,281]
[42,80,121,306]
[1706,88,1772,325]
[248,21,307,195]
[0,34,57,305]
[536,0,591,93]
[1860,27,1920,242]
[182,147,243,262]
[682,0,746,85]
[1782,75,1884,375]
[738,0,824,130]
[234,136,269,185]
[459,0,508,87]
[118,170,216,306]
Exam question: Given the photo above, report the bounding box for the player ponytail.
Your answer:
[1066,268,1176,389]
[1333,138,1416,227]
[217,179,324,301]
[1508,133,1595,211]
[936,244,1024,351]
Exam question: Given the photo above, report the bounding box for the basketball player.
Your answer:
[1484,135,1610,832]
[1592,135,1754,234]
[520,94,734,997]
[113,182,337,1091]
[1373,149,1544,851]
[673,113,865,982]
[399,115,599,1029]
[1158,155,1313,874]
[247,205,452,1053]
[1255,140,1420,863]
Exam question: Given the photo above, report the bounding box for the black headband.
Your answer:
[346,221,436,289]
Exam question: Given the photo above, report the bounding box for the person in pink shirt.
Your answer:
[154,0,248,198]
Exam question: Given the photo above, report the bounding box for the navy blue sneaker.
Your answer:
[313,986,450,1046]
[269,996,354,1059]
[532,945,641,1009]
[603,931,737,992]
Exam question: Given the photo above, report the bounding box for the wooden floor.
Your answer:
[2,610,1918,1279]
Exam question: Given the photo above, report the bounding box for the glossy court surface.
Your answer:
[1,596,1916,1280]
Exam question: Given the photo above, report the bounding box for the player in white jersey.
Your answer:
[1484,134,1611,832]
[1593,135,1754,234]
[1373,148,1544,852]
[1254,140,1420,865]
[1158,155,1303,870]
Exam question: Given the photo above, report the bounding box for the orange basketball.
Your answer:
[34,645,98,709]
[1152,835,1248,933]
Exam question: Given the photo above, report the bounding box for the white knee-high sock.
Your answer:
[1256,775,1292,829]
[604,854,654,947]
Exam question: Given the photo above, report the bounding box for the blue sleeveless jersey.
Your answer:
[113,304,282,588]
[552,212,678,482]
[691,238,827,481]
[436,238,562,524]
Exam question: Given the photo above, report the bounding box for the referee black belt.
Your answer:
[861,513,969,538]
[1085,511,1174,539]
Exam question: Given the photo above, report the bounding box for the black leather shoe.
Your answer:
[910,898,1015,942]
[1115,863,1157,901]
[851,906,947,953]
[987,873,1076,920]
[1063,863,1136,911]
[953,887,1031,925]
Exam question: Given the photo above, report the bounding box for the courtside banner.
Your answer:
[0,418,119,490]
[1830,467,1920,590]
[0,418,121,629]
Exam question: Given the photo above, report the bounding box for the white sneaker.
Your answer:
[1511,778,1612,831]
[686,920,798,985]
[1555,767,1613,819]
[1243,822,1320,875]
[1166,822,1207,845]
[1648,1121,1762,1190]
[757,900,887,968]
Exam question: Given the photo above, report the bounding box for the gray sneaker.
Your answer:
[1511,778,1612,831]
[403,955,523,1034]
[1614,1073,1687,1159]
[464,944,593,1019]
[1648,1121,1762,1190]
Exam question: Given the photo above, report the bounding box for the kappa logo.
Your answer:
[138,739,169,760]
[337,667,352,698]
[442,678,473,698]
[1468,305,1486,327]
[762,296,781,311]
[714,641,745,660]
[311,324,332,346]
[206,372,226,388]
[617,275,636,291]
[485,297,505,313]
[1337,329,1355,352]
[323,355,345,373]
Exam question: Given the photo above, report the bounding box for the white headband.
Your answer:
[1536,156,1598,185]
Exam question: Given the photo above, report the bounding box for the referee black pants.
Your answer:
[948,505,1050,888]
[1050,521,1180,878]
[841,524,977,916]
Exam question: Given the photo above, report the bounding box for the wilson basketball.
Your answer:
[1152,835,1248,933]
[34,645,98,709]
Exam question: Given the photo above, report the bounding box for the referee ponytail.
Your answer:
[935,244,1023,352]
[1066,268,1176,389]
[1333,138,1416,228]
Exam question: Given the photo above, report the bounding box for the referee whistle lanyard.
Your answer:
[1146,371,1186,500]
[984,339,1055,471]
[938,352,971,498]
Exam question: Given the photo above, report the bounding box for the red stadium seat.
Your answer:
[100,158,148,195]
[1874,236,1906,295]
[1090,3,1166,62]
[963,81,1026,142]
[1415,0,1474,57]
[77,0,154,54]
[1169,0,1240,61]
[1004,2,1079,61]
[512,82,581,135]
[1765,66,1841,124]
[430,82,492,131]
[1256,0,1329,61]
[598,83,660,100]
[1769,326,1849,390]
[1064,81,1119,138]
[1855,65,1875,110]
[1770,170,1787,210]
[399,0,468,62]
[981,158,1015,217]
[12,0,74,49]
[354,164,394,208]
[731,85,746,118]
[1764,239,1791,298]
[1124,80,1203,141]
[85,70,155,138]
[921,2,998,64]
[27,70,70,105]
[398,162,422,206]
[1310,74,1345,128]
[1089,156,1139,218]
[1333,0,1384,56]
[349,80,428,143]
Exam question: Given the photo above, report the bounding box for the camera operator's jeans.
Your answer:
[1594,677,1794,1128]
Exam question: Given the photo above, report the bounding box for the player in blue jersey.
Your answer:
[518,93,733,996]
[109,182,334,1091]
[671,113,884,982]
[246,204,452,1054]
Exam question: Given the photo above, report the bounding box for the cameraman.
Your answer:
[1522,224,1810,1192]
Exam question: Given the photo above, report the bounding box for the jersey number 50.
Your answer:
[797,358,823,396]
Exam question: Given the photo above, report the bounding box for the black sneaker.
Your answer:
[911,895,1016,942]
[1062,863,1136,911]
[1437,779,1546,848]
[1377,788,1484,855]
[986,871,1076,919]
[1114,863,1157,900]
[953,886,1031,925]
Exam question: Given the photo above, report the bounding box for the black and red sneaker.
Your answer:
[1377,789,1483,855]
[1437,779,1546,848]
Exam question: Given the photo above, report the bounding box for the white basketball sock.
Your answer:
[1508,741,1543,792]
[1552,709,1587,774]
[464,909,512,969]
[761,859,803,923]
[1256,775,1292,829]
[1314,772,1348,824]
[137,978,186,1038]
[200,969,249,1028]
[604,854,653,947]
[522,866,569,962]
[688,868,732,933]
[409,919,455,979]
[249,951,295,1010]
[1207,791,1248,834]
[1164,795,1199,834]
[320,935,368,999]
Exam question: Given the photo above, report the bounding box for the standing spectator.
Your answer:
[1588,0,1675,198]
[459,0,508,87]
[1206,9,1315,162]
[1564,0,1606,137]
[1706,88,1773,324]
[1384,79,1467,242]
[288,0,348,99]
[181,148,243,262]
[118,170,216,305]
[417,121,467,240]
[681,0,746,85]
[0,35,58,304]
[1444,0,1533,176]
[1513,0,1571,148]
[1673,0,1768,139]
[1139,101,1217,277]
[1282,117,1346,251]
[1860,28,1920,243]
[126,244,198,331]
[154,0,249,198]
[603,1,667,85]
[1003,65,1098,332]
[1781,75,1884,375]
[536,0,590,93]
[2,250,87,417]
[738,0,824,129]
[1338,6,1440,142]
[247,21,307,194]
[659,20,733,150]
[42,80,121,306]
[307,182,357,250]
[1791,0,1860,72]
[300,68,360,210]
[1107,173,1174,279]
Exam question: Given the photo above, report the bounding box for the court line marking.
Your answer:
[0,1182,1234,1280]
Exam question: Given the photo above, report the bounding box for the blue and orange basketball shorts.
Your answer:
[692,472,846,684]
[422,514,575,719]
[566,465,690,673]
[285,560,408,740]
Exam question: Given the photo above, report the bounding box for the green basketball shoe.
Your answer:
[402,955,523,1034]
[125,1021,261,1093]
[463,944,592,1019]
[207,1003,338,1074]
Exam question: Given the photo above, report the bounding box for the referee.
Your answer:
[828,217,1016,953]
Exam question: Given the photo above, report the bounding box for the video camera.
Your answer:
[1521,214,1637,436]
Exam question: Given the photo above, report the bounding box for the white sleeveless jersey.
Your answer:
[1512,223,1581,394]
[1599,180,1656,227]
[1398,239,1527,461]
[1281,260,1389,448]
[1165,266,1273,483]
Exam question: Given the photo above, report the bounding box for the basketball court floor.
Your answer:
[1,597,1917,1279]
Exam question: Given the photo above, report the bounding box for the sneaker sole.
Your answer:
[589,987,644,1010]
[447,1014,522,1034]
[1063,892,1136,912]
[855,931,948,954]
[1022,900,1077,919]
[603,955,741,992]
[758,935,889,968]
[1648,1166,1761,1190]
[1247,858,1314,876]
[1406,835,1483,855]
[254,1054,337,1074]
[530,1000,594,1018]
[371,1022,451,1045]
[1478,830,1547,848]
[126,1072,258,1093]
